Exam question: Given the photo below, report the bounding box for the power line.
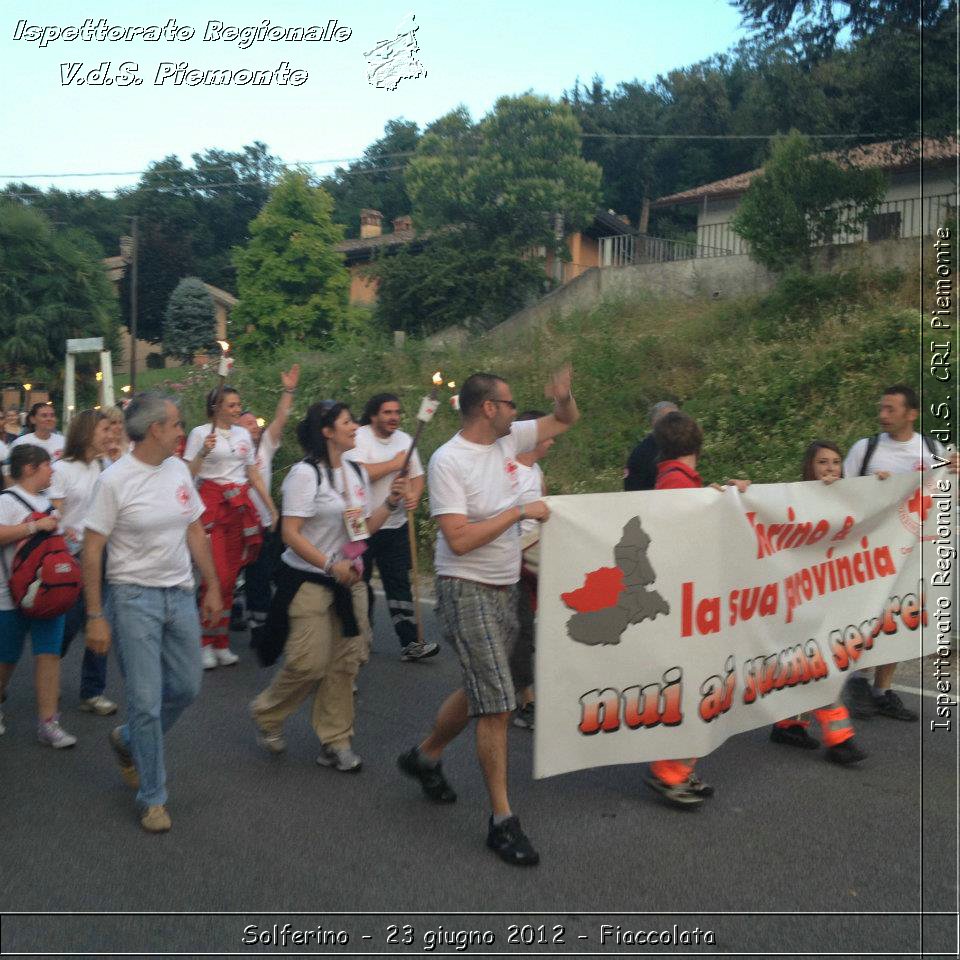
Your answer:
[1,166,410,200]
[0,153,418,181]
[0,132,922,181]
[579,131,918,140]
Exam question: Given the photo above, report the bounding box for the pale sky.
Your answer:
[0,0,750,194]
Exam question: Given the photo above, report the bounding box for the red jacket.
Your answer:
[655,459,703,490]
[198,480,263,565]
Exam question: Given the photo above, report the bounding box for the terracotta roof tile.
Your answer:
[652,137,957,207]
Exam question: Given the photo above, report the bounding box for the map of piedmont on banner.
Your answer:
[534,471,954,779]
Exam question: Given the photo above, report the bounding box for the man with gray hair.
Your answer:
[82,393,222,833]
[624,400,678,491]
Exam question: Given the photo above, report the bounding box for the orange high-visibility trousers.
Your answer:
[649,758,697,785]
[774,702,854,747]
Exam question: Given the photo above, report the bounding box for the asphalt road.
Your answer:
[1,600,957,959]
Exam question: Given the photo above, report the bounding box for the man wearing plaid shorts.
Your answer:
[397,367,579,866]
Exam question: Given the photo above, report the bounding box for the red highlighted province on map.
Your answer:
[559,517,670,646]
[561,567,626,612]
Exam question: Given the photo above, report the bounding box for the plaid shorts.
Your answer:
[435,576,519,717]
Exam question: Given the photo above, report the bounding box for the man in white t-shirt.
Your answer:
[344,392,438,661]
[82,392,223,834]
[11,403,65,463]
[398,367,579,867]
[842,383,953,722]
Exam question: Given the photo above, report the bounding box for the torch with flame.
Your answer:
[208,340,232,435]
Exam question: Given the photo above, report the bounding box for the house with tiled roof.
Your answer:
[651,137,956,256]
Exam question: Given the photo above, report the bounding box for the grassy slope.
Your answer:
[158,260,942,558]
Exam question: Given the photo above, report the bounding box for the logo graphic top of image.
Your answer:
[365,15,426,91]
[561,516,669,646]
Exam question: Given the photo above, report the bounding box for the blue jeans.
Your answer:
[61,594,108,700]
[106,583,202,807]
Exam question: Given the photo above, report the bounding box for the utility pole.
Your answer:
[128,216,139,392]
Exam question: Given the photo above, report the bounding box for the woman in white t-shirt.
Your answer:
[49,409,116,716]
[235,364,299,628]
[184,385,278,669]
[251,399,405,772]
[101,405,128,464]
[0,444,76,747]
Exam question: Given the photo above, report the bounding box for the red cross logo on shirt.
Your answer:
[907,487,932,522]
[175,484,191,507]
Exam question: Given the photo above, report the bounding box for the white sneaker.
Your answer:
[37,717,78,749]
[400,640,440,661]
[214,647,239,667]
[316,742,362,772]
[202,646,218,670]
[79,695,118,716]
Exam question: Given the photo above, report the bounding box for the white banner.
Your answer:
[534,471,955,779]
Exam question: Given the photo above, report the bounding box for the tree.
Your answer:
[373,95,601,332]
[115,142,283,341]
[732,0,953,55]
[0,202,118,377]
[732,131,886,272]
[320,119,420,237]
[230,172,350,352]
[371,230,546,336]
[162,277,216,359]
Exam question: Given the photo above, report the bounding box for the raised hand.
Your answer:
[281,364,301,392]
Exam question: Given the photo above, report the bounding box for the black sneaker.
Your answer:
[397,747,457,803]
[486,815,540,866]
[644,774,704,807]
[770,723,821,750]
[826,738,867,765]
[844,676,878,719]
[686,774,715,798]
[512,703,535,730]
[875,689,919,722]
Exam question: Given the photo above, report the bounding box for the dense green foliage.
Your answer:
[732,0,953,56]
[162,277,216,359]
[230,172,350,353]
[0,202,118,379]
[370,230,545,336]
[372,95,601,333]
[320,119,420,238]
[732,132,886,271]
[1,143,282,342]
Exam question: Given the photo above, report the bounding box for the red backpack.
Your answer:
[1,491,82,619]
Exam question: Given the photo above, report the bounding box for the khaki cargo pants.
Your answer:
[252,580,370,748]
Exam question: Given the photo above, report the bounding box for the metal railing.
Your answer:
[696,193,955,255]
[599,233,736,267]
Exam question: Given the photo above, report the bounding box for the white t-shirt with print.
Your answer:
[84,454,204,589]
[11,432,65,462]
[280,460,373,575]
[429,420,539,585]
[48,458,103,554]
[249,430,280,526]
[343,425,423,531]
[183,425,256,485]
[843,432,946,477]
[0,485,54,611]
